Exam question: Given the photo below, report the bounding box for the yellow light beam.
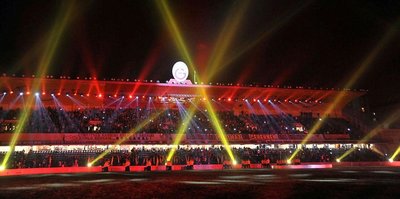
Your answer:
[166,97,237,163]
[338,109,400,161]
[205,0,250,82]
[199,1,249,163]
[288,18,400,161]
[214,1,312,77]
[90,110,164,165]
[157,0,194,71]
[201,92,236,163]
[156,0,237,163]
[1,1,76,168]
[389,146,400,162]
[166,103,198,161]
[370,146,385,157]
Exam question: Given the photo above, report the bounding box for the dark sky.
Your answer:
[0,0,400,108]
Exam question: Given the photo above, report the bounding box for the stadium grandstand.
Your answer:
[2,1,400,198]
[0,76,397,171]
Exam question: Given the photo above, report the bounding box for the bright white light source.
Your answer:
[172,61,189,82]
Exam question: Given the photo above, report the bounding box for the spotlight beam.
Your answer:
[390,146,400,161]
[205,0,250,82]
[202,93,236,163]
[217,1,312,74]
[288,18,400,161]
[156,1,237,163]
[338,109,400,161]
[89,110,165,165]
[1,1,76,169]
[166,102,198,161]
[0,95,5,104]
[156,0,194,70]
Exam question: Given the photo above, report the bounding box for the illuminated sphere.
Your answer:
[172,61,189,82]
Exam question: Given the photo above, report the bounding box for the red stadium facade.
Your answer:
[0,76,363,115]
[0,76,368,145]
[1,76,400,174]
[0,76,398,153]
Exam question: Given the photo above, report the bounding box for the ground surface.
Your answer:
[0,167,399,199]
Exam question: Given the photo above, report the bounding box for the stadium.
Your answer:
[1,0,400,198]
[0,73,398,170]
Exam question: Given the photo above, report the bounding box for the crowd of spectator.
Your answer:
[0,107,355,135]
[0,146,386,169]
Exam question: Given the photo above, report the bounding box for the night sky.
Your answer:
[0,0,399,109]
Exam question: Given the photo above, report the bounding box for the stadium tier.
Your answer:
[0,77,397,170]
[0,76,366,145]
